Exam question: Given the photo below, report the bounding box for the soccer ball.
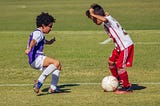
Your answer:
[101,76,119,92]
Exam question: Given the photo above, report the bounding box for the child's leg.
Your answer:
[108,48,119,80]
[50,70,60,90]
[42,56,62,91]
[117,69,131,88]
[37,64,57,88]
[116,48,132,88]
[108,62,119,80]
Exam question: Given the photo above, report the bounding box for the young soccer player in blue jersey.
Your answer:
[25,12,61,94]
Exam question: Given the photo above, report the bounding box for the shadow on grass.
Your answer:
[36,83,145,96]
[37,83,80,96]
[132,84,146,90]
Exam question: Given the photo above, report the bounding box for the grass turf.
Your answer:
[0,30,160,106]
[0,0,160,31]
[0,0,160,105]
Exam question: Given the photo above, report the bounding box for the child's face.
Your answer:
[91,17,103,25]
[42,23,53,34]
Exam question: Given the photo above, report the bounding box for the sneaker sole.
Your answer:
[114,90,132,94]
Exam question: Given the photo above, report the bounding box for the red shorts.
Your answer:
[109,45,134,69]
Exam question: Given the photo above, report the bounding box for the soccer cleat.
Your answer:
[125,84,133,92]
[114,85,133,94]
[49,87,63,93]
[33,80,42,94]
[114,90,131,94]
[125,85,133,92]
[117,81,123,90]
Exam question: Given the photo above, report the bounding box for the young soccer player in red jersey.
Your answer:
[86,4,134,94]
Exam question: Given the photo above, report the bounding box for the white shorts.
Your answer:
[31,55,46,71]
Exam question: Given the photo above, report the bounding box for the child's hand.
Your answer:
[49,37,56,44]
[89,8,94,16]
[45,37,56,45]
[25,48,31,55]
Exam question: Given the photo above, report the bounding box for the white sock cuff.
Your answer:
[49,64,57,69]
[42,64,57,76]
[52,70,60,76]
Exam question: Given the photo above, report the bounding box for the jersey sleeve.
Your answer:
[32,31,43,44]
[105,15,121,29]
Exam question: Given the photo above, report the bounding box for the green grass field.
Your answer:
[0,0,160,106]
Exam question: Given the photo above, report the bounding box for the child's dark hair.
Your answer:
[92,4,105,16]
[91,4,105,16]
[86,10,91,18]
[36,12,56,27]
[86,4,105,18]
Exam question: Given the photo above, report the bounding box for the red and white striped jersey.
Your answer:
[103,15,133,51]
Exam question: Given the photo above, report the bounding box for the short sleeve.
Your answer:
[32,31,44,44]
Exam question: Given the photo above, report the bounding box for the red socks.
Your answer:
[118,69,130,88]
[109,64,131,88]
[109,64,119,80]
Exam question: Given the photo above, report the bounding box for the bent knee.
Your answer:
[108,60,115,66]
[55,60,62,71]
[54,60,61,67]
[57,62,62,71]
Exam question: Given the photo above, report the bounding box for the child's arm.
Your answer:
[25,39,36,55]
[89,8,108,22]
[45,37,56,45]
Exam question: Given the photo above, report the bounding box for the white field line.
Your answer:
[0,82,160,87]
[99,41,160,45]
[135,42,160,45]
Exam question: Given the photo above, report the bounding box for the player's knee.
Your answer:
[54,60,60,66]
[108,60,116,69]
[108,60,115,66]
[54,60,61,70]
[57,62,62,71]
